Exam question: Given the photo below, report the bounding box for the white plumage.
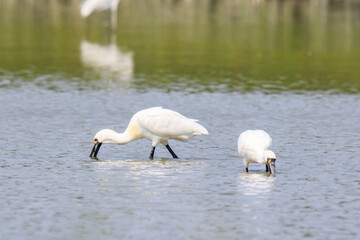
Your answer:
[237,130,276,173]
[90,107,209,159]
[80,0,120,17]
[80,0,121,29]
[80,40,133,87]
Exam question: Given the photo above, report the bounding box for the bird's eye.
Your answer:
[94,138,98,142]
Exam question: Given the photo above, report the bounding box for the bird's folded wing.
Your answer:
[137,114,199,137]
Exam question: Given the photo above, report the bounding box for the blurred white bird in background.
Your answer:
[90,107,209,159]
[237,130,277,174]
[80,0,121,30]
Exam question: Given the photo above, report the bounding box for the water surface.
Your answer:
[1,88,360,239]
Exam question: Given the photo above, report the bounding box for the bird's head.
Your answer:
[264,150,276,174]
[89,129,117,158]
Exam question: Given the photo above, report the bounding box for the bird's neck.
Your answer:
[108,131,134,145]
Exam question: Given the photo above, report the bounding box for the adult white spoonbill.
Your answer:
[80,0,121,29]
[237,130,276,174]
[90,107,209,159]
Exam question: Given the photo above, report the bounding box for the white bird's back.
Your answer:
[133,107,208,141]
[238,130,272,163]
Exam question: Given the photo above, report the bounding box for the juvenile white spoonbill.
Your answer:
[237,130,276,174]
[90,107,209,159]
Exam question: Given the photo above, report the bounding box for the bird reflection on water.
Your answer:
[92,158,206,192]
[80,40,134,88]
[237,172,275,196]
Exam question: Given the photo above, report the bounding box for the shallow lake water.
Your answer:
[1,0,360,239]
[2,88,360,239]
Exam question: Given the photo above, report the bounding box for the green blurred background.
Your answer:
[0,0,359,93]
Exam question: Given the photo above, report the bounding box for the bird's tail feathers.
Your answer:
[193,123,209,135]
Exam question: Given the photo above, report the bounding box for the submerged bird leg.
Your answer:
[149,147,156,160]
[166,145,178,159]
[266,164,269,172]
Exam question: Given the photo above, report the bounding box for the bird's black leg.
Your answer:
[266,164,269,172]
[166,144,178,159]
[149,147,156,160]
[245,167,249,172]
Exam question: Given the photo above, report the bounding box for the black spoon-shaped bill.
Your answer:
[90,141,102,158]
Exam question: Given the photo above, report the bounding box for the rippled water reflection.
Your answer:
[237,173,275,196]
